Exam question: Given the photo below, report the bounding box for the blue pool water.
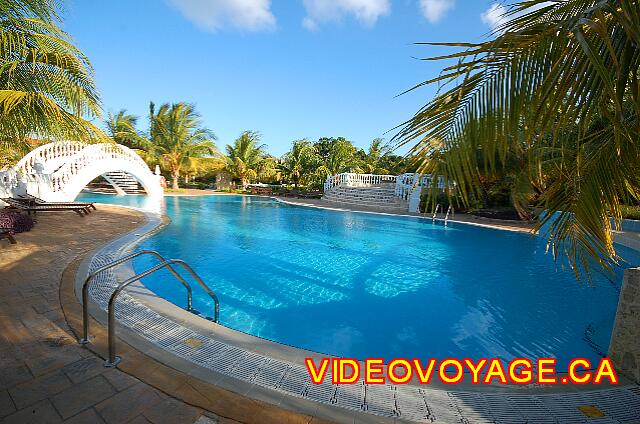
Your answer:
[79,193,640,369]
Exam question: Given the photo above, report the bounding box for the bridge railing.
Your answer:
[15,140,85,176]
[50,143,151,193]
[2,141,163,202]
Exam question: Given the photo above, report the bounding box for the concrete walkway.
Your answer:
[0,206,235,424]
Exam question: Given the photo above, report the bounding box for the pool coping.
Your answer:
[72,201,640,424]
[271,197,533,234]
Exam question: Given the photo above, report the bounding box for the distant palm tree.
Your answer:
[0,0,104,158]
[396,0,640,276]
[147,102,217,190]
[225,131,267,187]
[316,139,360,177]
[279,140,314,188]
[361,138,392,174]
[105,110,139,148]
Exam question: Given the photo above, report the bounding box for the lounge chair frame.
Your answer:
[2,198,90,216]
[0,227,17,244]
[17,194,96,211]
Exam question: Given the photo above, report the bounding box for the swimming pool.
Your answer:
[79,193,640,369]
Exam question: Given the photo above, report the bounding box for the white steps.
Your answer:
[322,186,408,211]
[103,171,144,194]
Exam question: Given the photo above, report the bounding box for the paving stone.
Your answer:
[62,408,106,424]
[143,397,202,424]
[125,415,154,424]
[31,300,59,314]
[51,375,116,419]
[24,348,84,377]
[0,352,22,369]
[102,369,139,392]
[8,370,72,409]
[95,383,162,424]
[62,357,106,384]
[0,364,33,389]
[0,389,16,418]
[2,398,62,424]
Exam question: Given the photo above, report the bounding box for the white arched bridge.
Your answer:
[0,141,163,202]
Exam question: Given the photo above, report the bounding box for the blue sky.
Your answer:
[64,0,506,156]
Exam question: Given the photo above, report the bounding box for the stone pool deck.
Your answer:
[0,207,235,424]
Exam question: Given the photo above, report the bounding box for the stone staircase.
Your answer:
[322,184,408,211]
[103,171,144,194]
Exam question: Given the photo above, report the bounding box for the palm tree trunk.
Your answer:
[172,170,180,190]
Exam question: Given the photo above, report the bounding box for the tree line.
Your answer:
[106,104,410,190]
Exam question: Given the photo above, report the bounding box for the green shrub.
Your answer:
[419,191,462,213]
[621,205,640,220]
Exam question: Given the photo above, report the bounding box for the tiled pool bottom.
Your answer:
[77,210,640,424]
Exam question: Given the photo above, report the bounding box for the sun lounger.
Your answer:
[0,227,17,244]
[2,198,90,216]
[17,194,96,211]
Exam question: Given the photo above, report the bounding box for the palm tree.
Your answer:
[184,156,226,185]
[147,102,217,190]
[225,131,267,187]
[315,138,360,177]
[361,138,392,174]
[396,0,640,277]
[0,0,104,158]
[279,140,314,188]
[105,110,139,148]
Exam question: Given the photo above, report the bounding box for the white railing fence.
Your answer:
[323,173,397,192]
[323,172,450,213]
[15,140,84,176]
[49,143,151,193]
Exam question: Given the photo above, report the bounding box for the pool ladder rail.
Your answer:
[79,249,220,367]
[431,203,441,221]
[444,205,454,225]
[430,204,454,225]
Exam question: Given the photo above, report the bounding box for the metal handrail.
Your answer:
[79,250,192,345]
[432,203,441,221]
[105,259,220,367]
[444,205,454,225]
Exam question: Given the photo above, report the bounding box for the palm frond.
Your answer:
[395,0,640,278]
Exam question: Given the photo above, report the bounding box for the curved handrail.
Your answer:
[80,250,192,345]
[105,259,220,367]
[51,143,153,193]
[15,140,84,176]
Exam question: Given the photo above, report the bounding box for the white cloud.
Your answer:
[168,0,276,32]
[302,0,391,30]
[480,3,507,31]
[481,1,554,32]
[419,0,455,24]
